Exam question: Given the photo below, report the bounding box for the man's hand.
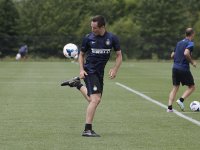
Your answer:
[108,50,122,79]
[192,61,197,68]
[80,69,88,79]
[184,49,196,68]
[109,68,117,79]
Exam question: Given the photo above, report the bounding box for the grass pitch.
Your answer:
[0,61,200,150]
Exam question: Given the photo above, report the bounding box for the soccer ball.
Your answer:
[190,101,200,112]
[16,53,21,60]
[63,43,78,59]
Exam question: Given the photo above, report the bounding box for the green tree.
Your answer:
[7,0,200,59]
[136,0,189,59]
[0,0,19,35]
[16,0,127,57]
[110,17,142,59]
[0,0,19,57]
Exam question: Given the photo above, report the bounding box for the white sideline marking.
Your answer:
[182,112,200,114]
[116,82,200,127]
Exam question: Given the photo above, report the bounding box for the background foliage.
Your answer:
[0,0,200,59]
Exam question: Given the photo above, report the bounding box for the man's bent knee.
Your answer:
[189,85,195,91]
[90,94,101,105]
[173,85,179,90]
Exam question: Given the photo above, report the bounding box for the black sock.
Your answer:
[76,83,83,90]
[85,124,92,131]
[168,105,172,110]
[180,98,184,102]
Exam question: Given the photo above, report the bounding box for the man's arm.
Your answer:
[109,50,122,79]
[79,51,88,78]
[184,49,197,67]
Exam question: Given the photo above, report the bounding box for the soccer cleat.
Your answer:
[176,99,185,111]
[82,130,100,137]
[61,77,80,87]
[167,109,173,112]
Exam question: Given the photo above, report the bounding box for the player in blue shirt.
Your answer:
[61,15,122,137]
[19,45,28,58]
[167,28,196,112]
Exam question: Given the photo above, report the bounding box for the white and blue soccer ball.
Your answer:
[63,43,78,59]
[190,101,200,112]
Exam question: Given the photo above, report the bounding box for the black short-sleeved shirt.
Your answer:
[81,32,120,75]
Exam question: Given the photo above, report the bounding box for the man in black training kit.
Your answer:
[167,28,196,112]
[61,15,122,137]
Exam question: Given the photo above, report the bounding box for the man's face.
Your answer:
[91,21,103,35]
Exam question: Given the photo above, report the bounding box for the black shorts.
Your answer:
[84,73,104,96]
[172,68,194,86]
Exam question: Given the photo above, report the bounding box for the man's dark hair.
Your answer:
[91,15,106,27]
[185,28,194,37]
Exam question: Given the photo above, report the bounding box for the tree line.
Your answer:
[1,0,200,59]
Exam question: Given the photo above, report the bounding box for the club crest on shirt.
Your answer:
[91,41,96,45]
[105,39,111,46]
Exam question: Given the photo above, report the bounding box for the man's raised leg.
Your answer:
[61,77,91,102]
[176,85,195,111]
[79,86,91,103]
[181,85,195,99]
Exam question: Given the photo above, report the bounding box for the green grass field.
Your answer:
[0,61,200,150]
